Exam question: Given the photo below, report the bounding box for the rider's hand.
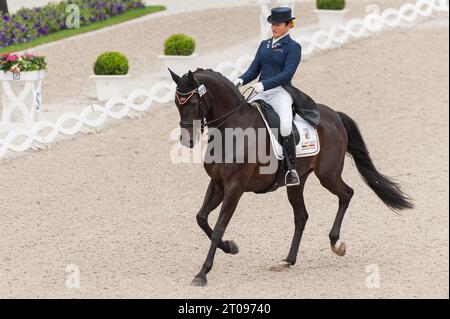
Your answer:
[253,82,264,93]
[233,78,243,88]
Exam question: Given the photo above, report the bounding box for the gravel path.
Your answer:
[0,17,447,298]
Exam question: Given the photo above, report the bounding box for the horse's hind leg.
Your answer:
[196,180,238,254]
[271,172,310,272]
[316,173,354,256]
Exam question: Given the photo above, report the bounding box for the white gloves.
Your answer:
[233,79,264,93]
[233,78,243,87]
[253,82,264,93]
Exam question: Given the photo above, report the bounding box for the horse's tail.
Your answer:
[337,112,414,211]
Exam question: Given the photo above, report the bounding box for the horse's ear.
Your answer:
[187,70,195,83]
[168,68,181,85]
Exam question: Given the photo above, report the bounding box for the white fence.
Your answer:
[0,0,448,158]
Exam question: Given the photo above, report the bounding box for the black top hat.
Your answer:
[267,7,295,24]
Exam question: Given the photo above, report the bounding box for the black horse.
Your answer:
[169,68,413,287]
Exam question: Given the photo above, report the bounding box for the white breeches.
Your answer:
[248,86,293,137]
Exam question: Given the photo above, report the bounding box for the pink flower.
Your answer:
[6,54,19,62]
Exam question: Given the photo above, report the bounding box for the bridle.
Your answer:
[175,81,256,134]
[176,80,209,133]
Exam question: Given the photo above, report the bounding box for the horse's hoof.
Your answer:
[331,240,346,257]
[191,276,207,287]
[223,240,239,255]
[269,261,291,272]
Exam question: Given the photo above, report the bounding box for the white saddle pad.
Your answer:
[255,105,320,160]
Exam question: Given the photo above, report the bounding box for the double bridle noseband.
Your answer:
[175,81,255,133]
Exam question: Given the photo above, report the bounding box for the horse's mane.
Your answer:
[193,68,245,103]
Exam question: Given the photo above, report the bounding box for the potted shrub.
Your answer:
[314,0,348,30]
[158,34,198,76]
[90,51,130,101]
[0,53,46,123]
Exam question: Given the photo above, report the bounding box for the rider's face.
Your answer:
[271,22,291,39]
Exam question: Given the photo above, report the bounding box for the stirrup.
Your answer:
[285,169,300,187]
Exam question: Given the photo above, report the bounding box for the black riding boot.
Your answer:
[282,134,300,187]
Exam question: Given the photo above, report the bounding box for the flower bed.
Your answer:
[0,0,145,49]
[0,53,47,73]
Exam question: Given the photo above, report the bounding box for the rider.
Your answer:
[233,7,301,187]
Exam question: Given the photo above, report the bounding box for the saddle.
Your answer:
[252,85,320,145]
[255,99,300,145]
[251,99,320,194]
[251,99,320,159]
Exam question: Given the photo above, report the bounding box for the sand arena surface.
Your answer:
[0,2,448,298]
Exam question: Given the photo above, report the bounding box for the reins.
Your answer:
[175,82,257,134]
[204,87,256,130]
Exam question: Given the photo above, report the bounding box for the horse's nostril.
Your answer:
[179,135,182,141]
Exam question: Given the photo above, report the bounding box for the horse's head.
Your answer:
[169,68,206,148]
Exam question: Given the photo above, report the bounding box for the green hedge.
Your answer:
[164,34,195,56]
[316,0,346,10]
[93,52,128,75]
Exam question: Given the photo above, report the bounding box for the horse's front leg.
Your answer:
[196,180,239,254]
[192,185,244,287]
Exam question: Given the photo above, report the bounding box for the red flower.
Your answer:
[6,54,18,62]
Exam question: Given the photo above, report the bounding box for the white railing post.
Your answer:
[0,71,44,124]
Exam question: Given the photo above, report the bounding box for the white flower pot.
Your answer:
[0,70,45,123]
[314,8,348,30]
[158,53,198,76]
[90,74,130,101]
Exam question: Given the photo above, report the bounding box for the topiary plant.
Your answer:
[316,0,346,10]
[93,52,129,75]
[164,34,196,56]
